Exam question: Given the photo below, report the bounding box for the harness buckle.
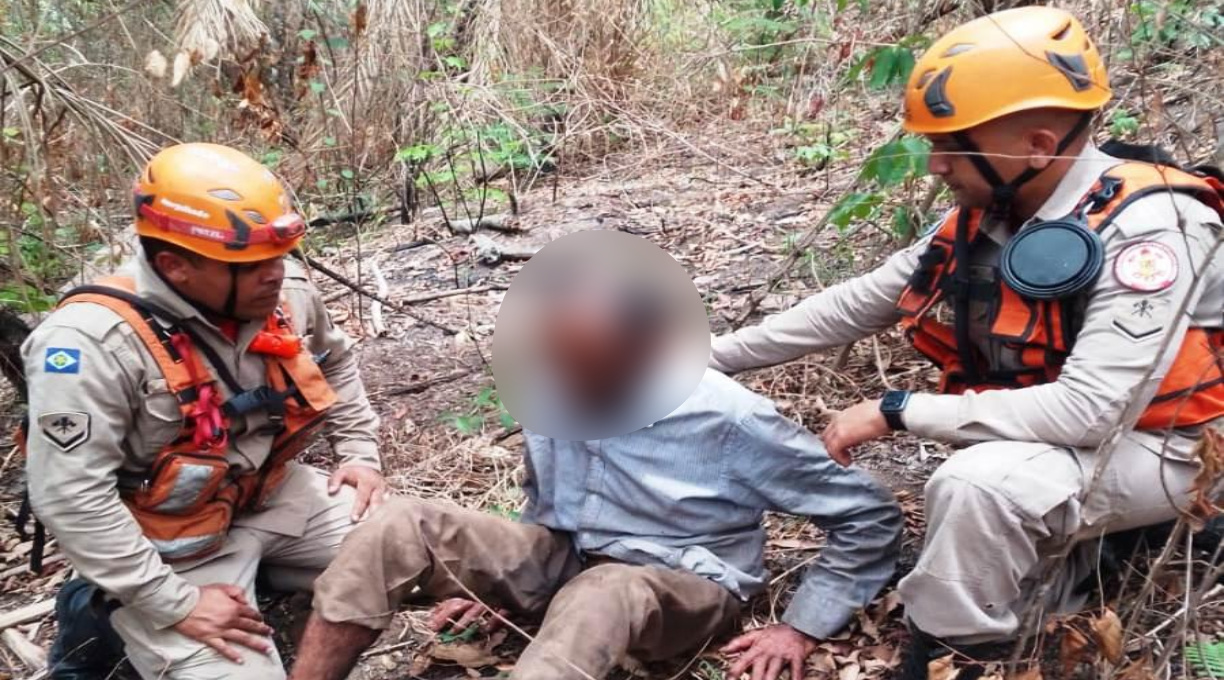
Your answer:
[223,386,287,422]
[1084,177,1123,214]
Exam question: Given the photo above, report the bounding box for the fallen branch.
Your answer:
[2,628,46,671]
[471,235,538,265]
[0,598,55,630]
[401,284,506,305]
[382,368,474,397]
[368,260,388,337]
[0,554,63,580]
[298,253,461,335]
[446,214,522,235]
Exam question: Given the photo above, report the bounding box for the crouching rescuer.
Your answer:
[20,143,384,680]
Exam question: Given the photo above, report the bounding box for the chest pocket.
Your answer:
[137,378,184,458]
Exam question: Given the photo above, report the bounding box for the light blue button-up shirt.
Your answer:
[521,369,903,638]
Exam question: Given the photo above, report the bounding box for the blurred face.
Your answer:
[156,252,286,320]
[541,285,666,409]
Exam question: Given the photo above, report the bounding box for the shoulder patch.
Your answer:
[1113,241,1178,292]
[44,347,82,374]
[1111,296,1170,341]
[38,412,91,452]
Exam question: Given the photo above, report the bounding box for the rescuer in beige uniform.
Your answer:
[23,143,384,680]
[710,8,1223,678]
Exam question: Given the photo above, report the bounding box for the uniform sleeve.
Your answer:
[281,269,382,471]
[724,398,902,638]
[904,195,1223,445]
[710,239,927,374]
[23,326,200,629]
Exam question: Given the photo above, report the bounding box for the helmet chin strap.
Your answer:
[152,262,244,322]
[952,112,1093,219]
[222,263,240,319]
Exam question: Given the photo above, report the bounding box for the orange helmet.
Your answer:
[903,6,1111,135]
[134,143,305,262]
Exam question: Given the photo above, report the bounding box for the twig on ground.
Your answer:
[2,627,46,671]
[402,284,507,305]
[369,259,388,337]
[0,598,55,630]
[298,253,461,335]
[432,560,600,680]
[379,369,475,397]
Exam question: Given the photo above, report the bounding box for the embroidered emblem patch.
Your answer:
[1113,242,1178,292]
[1111,296,1169,341]
[38,412,91,452]
[44,347,81,374]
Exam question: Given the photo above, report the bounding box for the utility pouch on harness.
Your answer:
[18,277,337,566]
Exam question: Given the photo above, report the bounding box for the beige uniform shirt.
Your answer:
[23,254,381,629]
[712,146,1224,447]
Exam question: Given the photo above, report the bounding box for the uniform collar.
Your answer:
[1029,144,1121,222]
[124,249,264,347]
[979,144,1122,245]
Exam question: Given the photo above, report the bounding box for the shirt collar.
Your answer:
[1029,144,1121,222]
[125,249,263,346]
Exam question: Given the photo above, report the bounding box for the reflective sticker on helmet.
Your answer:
[1113,241,1178,292]
[159,197,211,220]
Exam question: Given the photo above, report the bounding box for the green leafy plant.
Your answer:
[1107,108,1141,138]
[845,37,926,91]
[773,120,852,168]
[1119,0,1222,59]
[827,135,930,236]
[443,386,516,436]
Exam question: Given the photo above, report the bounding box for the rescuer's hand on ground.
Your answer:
[722,624,818,680]
[428,598,508,635]
[173,584,273,662]
[329,465,387,522]
[821,399,888,466]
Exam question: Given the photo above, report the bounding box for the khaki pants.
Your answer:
[897,431,1202,645]
[313,496,742,680]
[112,464,359,680]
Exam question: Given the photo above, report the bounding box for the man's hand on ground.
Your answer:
[173,584,274,663]
[821,399,888,466]
[329,465,387,522]
[722,623,818,680]
[428,598,508,636]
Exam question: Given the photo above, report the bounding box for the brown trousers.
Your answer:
[313,497,742,679]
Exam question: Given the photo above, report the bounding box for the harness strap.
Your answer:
[65,285,246,396]
[951,210,981,384]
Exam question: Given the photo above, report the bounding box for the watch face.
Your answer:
[882,391,908,411]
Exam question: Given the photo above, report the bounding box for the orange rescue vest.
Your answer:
[55,277,337,562]
[896,162,1224,431]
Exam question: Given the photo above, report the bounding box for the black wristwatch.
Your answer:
[879,390,911,431]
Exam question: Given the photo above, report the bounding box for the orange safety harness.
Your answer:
[16,277,336,567]
[896,161,1224,431]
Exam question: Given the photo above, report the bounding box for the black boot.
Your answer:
[46,579,126,679]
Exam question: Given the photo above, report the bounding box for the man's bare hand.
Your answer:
[173,584,273,663]
[428,598,508,636]
[329,465,387,522]
[821,399,888,466]
[723,624,818,680]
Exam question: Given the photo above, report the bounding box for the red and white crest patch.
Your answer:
[1114,241,1178,292]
